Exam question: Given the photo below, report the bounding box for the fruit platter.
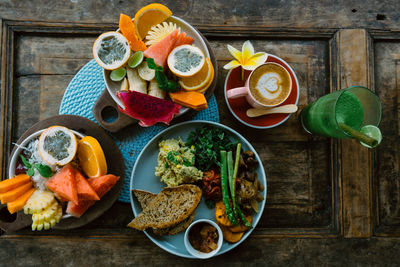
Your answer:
[1,115,124,231]
[93,3,216,127]
[128,121,266,258]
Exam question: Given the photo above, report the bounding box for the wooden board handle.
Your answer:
[93,89,135,133]
[0,204,32,232]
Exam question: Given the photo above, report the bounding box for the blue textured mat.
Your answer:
[59,59,219,203]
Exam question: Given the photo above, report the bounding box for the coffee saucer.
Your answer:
[224,54,300,129]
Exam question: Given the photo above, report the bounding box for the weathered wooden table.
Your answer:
[1,0,400,265]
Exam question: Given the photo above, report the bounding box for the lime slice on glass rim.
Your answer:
[359,125,382,148]
[128,51,144,69]
[110,67,127,82]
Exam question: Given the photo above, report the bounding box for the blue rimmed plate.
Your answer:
[130,120,267,258]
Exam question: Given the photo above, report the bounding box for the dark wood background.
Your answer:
[1,0,400,265]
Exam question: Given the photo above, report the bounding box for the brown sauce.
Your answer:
[188,222,219,253]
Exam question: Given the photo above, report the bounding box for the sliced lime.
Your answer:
[360,125,382,148]
[110,67,127,82]
[128,51,144,69]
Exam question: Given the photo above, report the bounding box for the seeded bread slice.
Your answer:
[132,189,157,208]
[128,185,202,230]
[132,189,196,235]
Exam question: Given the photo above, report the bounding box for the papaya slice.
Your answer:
[169,91,208,111]
[0,174,31,194]
[74,170,99,201]
[0,181,33,204]
[66,174,119,218]
[119,14,147,52]
[7,188,35,214]
[46,165,79,205]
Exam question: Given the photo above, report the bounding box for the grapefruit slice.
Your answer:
[93,32,131,70]
[46,165,79,205]
[66,174,119,218]
[167,45,205,78]
[74,170,99,201]
[144,29,179,67]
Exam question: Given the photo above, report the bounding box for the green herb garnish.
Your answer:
[182,157,192,167]
[20,155,53,178]
[146,58,180,92]
[186,126,236,171]
[34,164,53,178]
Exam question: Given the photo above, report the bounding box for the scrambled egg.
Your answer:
[155,138,203,187]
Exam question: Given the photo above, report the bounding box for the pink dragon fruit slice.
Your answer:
[117,91,181,127]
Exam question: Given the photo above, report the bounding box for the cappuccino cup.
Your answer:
[227,62,292,108]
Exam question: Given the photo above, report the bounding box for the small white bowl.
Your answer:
[8,128,85,219]
[184,219,223,259]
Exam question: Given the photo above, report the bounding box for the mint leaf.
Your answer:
[20,155,31,168]
[167,80,180,92]
[26,168,35,177]
[34,164,53,178]
[155,70,169,89]
[146,58,157,69]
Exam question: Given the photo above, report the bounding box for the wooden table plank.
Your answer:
[335,29,373,237]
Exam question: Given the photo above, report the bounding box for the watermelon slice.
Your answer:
[75,170,99,201]
[46,165,79,205]
[66,174,119,218]
[117,90,181,127]
[144,29,179,67]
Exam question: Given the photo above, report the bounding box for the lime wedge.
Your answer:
[360,125,382,148]
[110,67,127,82]
[128,51,144,69]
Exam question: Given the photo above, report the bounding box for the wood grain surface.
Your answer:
[1,0,400,265]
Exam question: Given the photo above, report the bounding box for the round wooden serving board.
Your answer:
[0,115,124,232]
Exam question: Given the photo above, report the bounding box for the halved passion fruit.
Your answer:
[93,32,131,70]
[167,45,205,78]
[38,126,77,166]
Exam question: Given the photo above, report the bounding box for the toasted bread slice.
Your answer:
[132,189,156,208]
[128,185,202,230]
[131,188,196,235]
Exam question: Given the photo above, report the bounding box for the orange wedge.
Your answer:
[119,13,147,52]
[77,136,107,178]
[134,3,172,40]
[179,57,214,91]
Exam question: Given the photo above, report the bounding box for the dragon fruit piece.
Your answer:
[117,91,181,127]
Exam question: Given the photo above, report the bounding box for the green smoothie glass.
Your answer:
[300,86,382,146]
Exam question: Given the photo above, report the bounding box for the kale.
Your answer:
[186,126,236,171]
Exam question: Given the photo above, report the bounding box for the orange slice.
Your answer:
[134,3,172,40]
[119,13,147,52]
[179,57,214,91]
[77,136,107,178]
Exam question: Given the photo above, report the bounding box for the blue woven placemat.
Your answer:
[59,59,219,203]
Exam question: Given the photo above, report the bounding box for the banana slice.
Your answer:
[138,61,155,81]
[24,190,55,215]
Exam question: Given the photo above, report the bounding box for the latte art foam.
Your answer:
[255,73,282,100]
[249,63,291,106]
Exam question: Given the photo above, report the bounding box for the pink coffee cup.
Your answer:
[227,62,292,108]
